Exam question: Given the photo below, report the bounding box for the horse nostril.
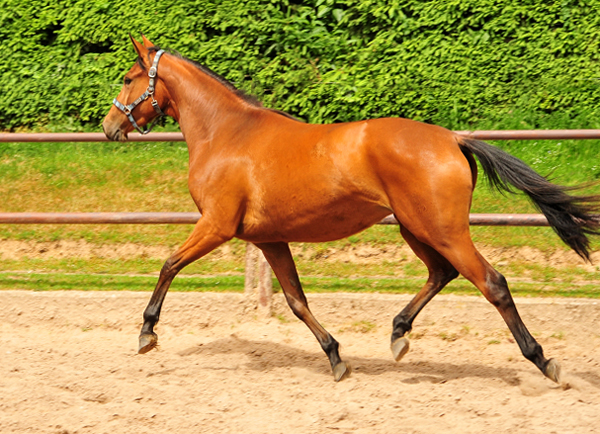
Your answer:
[102,122,118,141]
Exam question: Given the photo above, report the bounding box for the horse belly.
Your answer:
[238,200,391,243]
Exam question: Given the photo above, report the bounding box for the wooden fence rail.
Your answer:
[3,129,600,142]
[0,212,552,226]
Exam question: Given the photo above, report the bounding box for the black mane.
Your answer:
[147,46,300,121]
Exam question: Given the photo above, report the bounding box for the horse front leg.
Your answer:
[138,218,231,354]
[255,242,351,382]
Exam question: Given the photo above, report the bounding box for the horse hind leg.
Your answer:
[429,236,561,383]
[391,226,459,362]
[476,261,560,382]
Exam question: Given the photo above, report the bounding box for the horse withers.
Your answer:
[102,35,600,382]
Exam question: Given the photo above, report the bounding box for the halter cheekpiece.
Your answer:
[113,49,165,134]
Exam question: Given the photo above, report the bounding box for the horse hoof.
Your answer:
[391,337,410,362]
[138,333,158,354]
[544,358,561,383]
[333,361,352,382]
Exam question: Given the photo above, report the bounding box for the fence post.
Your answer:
[244,243,273,318]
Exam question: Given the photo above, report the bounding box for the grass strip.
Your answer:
[0,272,244,292]
[2,272,598,299]
[300,277,600,298]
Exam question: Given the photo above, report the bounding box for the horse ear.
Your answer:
[141,34,155,48]
[129,34,149,63]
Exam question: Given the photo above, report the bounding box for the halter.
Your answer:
[113,49,165,134]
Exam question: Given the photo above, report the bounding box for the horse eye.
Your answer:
[124,77,132,85]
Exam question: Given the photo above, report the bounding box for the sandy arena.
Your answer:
[1,290,599,433]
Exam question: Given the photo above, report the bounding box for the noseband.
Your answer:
[112,49,165,134]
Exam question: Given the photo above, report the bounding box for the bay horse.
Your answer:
[102,35,600,382]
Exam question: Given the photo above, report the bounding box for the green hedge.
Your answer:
[3,0,600,131]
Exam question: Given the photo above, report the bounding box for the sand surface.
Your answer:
[1,290,599,433]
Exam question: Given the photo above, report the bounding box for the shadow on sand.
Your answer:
[178,335,529,386]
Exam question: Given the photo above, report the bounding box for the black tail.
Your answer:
[459,138,600,262]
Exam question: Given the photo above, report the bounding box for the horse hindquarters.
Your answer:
[382,134,560,382]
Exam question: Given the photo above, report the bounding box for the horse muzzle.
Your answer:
[102,120,128,142]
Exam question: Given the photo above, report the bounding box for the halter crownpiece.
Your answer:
[112,49,165,135]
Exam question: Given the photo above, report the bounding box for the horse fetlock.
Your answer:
[391,316,411,340]
[138,332,158,354]
[391,327,410,345]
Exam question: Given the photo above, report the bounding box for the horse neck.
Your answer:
[159,55,256,143]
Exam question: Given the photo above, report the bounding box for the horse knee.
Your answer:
[284,294,309,320]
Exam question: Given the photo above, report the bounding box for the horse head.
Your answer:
[102,35,174,141]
